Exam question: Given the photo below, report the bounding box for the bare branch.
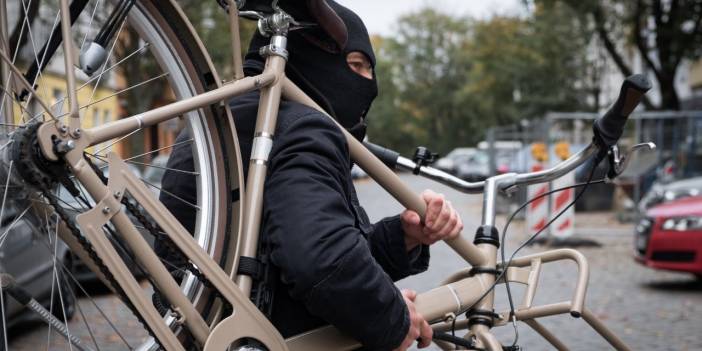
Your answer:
[634,0,662,79]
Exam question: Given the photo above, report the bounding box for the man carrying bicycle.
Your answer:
[160,1,463,349]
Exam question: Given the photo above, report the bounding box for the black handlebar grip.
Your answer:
[594,74,652,147]
[363,141,400,170]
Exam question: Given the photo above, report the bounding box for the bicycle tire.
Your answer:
[0,0,244,349]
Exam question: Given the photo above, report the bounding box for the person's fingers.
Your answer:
[424,193,444,227]
[433,206,457,238]
[417,319,433,348]
[402,289,417,301]
[449,214,463,239]
[421,189,437,203]
[423,199,451,235]
[401,210,421,227]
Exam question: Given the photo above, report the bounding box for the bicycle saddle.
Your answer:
[239,0,348,50]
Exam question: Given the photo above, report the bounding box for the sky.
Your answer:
[335,0,524,36]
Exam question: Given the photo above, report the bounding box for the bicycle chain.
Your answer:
[83,157,218,293]
[11,124,164,350]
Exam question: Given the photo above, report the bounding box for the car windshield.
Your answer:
[470,152,489,164]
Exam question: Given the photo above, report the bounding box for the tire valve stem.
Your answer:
[0,274,93,351]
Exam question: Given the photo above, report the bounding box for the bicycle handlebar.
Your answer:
[594,74,651,147]
[364,74,652,194]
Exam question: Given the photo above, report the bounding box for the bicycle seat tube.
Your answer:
[235,13,291,296]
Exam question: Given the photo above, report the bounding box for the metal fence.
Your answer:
[484,110,702,209]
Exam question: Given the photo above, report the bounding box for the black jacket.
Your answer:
[159,91,429,350]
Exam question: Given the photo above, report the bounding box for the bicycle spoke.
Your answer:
[0,2,232,348]
[142,178,200,210]
[93,128,141,156]
[0,204,31,251]
[0,47,56,120]
[79,0,103,51]
[30,41,151,124]
[34,213,107,351]
[124,138,193,161]
[22,10,61,118]
[71,291,101,351]
[0,0,32,119]
[85,17,126,108]
[0,261,7,351]
[18,0,55,123]
[127,160,199,176]
[82,72,169,112]
[0,78,33,121]
[54,245,132,350]
[0,160,13,232]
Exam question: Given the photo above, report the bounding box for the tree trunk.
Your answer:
[658,72,680,110]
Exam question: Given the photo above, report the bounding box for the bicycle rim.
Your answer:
[0,0,243,349]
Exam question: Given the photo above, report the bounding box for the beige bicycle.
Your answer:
[0,0,654,350]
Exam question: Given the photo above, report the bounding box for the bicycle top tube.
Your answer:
[395,142,600,195]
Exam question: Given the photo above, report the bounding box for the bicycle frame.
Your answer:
[12,0,635,349]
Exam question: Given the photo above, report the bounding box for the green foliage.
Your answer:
[177,0,257,78]
[367,6,593,155]
[536,0,702,109]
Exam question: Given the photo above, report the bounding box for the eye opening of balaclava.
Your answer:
[243,0,379,141]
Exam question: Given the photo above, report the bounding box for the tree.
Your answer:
[367,10,475,155]
[538,0,702,110]
[367,6,594,155]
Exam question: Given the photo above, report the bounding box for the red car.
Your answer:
[635,196,702,278]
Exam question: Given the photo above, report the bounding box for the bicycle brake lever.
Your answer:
[607,142,656,180]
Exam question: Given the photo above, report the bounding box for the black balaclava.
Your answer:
[243,1,378,141]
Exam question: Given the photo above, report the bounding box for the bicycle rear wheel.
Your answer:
[0,0,243,349]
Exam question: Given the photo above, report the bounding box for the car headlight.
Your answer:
[663,190,677,201]
[661,217,702,231]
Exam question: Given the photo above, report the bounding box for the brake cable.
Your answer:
[499,161,601,348]
[444,158,604,348]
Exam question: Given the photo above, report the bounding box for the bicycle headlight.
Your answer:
[661,217,702,231]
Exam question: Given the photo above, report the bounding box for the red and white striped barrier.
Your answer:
[549,170,575,238]
[526,163,549,233]
[525,164,576,238]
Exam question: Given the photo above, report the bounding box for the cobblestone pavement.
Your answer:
[357,175,702,351]
[7,174,702,350]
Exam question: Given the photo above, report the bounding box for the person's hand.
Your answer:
[401,189,463,251]
[394,289,432,350]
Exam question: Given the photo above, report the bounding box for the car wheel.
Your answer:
[51,255,76,322]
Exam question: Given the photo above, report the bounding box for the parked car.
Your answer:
[434,148,476,175]
[477,140,523,175]
[0,199,76,329]
[638,176,702,212]
[634,196,702,279]
[455,150,490,182]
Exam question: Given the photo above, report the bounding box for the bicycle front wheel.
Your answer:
[0,0,243,349]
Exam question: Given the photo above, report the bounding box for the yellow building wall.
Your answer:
[10,72,120,154]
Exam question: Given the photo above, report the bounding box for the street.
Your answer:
[8,174,702,350]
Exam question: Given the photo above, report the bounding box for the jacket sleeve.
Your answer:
[366,215,430,281]
[263,112,409,350]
